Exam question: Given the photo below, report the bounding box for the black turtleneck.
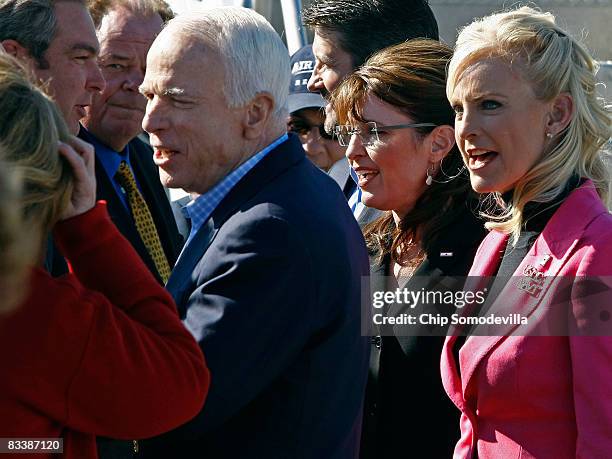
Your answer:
[494,174,583,280]
[458,175,583,337]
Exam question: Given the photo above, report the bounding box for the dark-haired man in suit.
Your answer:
[1,0,105,275]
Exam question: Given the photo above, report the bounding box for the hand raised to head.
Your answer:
[58,136,96,220]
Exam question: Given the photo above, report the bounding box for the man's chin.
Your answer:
[69,118,81,136]
[159,170,182,191]
[323,104,337,134]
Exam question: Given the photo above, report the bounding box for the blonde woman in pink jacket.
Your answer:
[442,6,612,458]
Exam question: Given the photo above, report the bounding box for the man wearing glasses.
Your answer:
[287,44,345,172]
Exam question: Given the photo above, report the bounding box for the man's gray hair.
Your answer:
[89,0,174,29]
[167,7,290,123]
[0,0,85,68]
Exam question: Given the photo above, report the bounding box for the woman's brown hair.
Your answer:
[331,39,473,265]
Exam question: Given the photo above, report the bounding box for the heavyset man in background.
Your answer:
[81,0,182,286]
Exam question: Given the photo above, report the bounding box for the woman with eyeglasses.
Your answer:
[287,45,346,171]
[442,7,612,458]
[330,39,487,458]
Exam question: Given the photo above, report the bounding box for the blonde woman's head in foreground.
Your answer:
[447,6,611,241]
[0,53,73,236]
[0,53,74,313]
[0,155,29,314]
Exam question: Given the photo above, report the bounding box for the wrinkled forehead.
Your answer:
[98,8,164,44]
[149,25,207,63]
[314,28,347,54]
[52,2,99,51]
[144,31,221,96]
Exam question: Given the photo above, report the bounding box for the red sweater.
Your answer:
[0,203,209,458]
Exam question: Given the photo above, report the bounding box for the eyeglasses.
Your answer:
[334,121,437,147]
[288,119,334,141]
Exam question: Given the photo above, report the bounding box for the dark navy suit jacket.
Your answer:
[141,135,370,458]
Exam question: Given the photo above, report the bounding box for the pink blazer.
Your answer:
[441,181,612,459]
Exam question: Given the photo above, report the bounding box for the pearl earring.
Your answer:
[426,164,434,186]
[546,132,553,139]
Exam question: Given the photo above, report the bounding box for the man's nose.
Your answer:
[307,67,324,93]
[87,60,106,94]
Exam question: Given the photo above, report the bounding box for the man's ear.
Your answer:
[428,125,456,163]
[1,39,33,61]
[243,92,275,140]
[546,93,573,137]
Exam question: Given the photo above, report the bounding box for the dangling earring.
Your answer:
[426,164,434,186]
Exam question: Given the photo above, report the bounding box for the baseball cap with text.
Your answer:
[288,44,326,114]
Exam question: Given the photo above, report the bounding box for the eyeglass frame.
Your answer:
[333,121,437,147]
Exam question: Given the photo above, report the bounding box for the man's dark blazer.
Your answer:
[360,203,487,458]
[79,127,183,283]
[141,134,370,459]
[77,129,183,459]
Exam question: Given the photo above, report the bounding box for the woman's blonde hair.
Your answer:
[0,155,31,313]
[447,6,611,242]
[0,53,73,239]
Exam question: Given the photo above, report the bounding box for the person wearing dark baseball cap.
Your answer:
[288,45,345,171]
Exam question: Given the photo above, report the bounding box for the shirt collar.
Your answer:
[80,126,131,178]
[182,133,289,241]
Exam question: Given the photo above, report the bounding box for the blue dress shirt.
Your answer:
[80,127,138,210]
[182,133,289,250]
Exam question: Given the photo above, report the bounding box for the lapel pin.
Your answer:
[517,257,549,298]
[538,254,552,268]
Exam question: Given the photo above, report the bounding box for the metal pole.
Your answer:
[280,0,306,54]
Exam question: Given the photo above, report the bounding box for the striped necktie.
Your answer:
[115,161,171,283]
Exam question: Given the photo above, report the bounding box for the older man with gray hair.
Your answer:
[138,7,369,459]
